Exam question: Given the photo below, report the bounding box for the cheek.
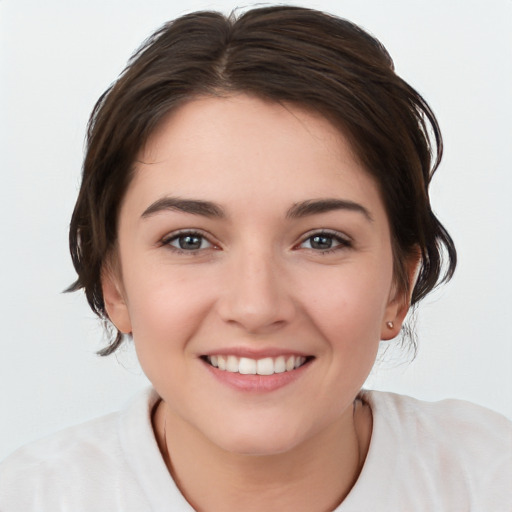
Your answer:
[300,263,392,348]
[122,266,215,355]
[124,276,212,393]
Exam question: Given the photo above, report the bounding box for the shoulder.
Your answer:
[352,391,512,511]
[0,388,160,510]
[364,390,512,451]
[1,408,121,468]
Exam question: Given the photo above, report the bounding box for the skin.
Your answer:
[102,94,415,511]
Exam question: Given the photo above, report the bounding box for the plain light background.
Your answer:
[1,0,511,461]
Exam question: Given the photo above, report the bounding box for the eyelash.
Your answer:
[296,230,352,254]
[161,229,352,255]
[161,230,216,254]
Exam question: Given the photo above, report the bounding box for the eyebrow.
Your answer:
[286,198,373,221]
[141,196,372,222]
[141,197,225,219]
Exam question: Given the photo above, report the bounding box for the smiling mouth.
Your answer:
[202,355,313,376]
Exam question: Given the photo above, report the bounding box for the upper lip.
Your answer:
[200,347,313,359]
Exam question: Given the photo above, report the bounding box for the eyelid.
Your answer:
[295,229,353,250]
[160,229,219,252]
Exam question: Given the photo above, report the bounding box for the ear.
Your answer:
[381,250,421,340]
[101,264,132,334]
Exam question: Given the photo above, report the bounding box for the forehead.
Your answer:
[127,94,385,219]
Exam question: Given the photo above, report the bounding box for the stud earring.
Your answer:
[386,321,394,329]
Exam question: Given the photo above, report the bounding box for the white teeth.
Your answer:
[256,357,274,375]
[274,356,286,373]
[294,356,305,369]
[226,355,239,373]
[238,357,257,375]
[206,354,308,375]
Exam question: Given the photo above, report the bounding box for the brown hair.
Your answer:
[68,5,456,355]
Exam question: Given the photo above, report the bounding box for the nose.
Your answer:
[216,248,296,334]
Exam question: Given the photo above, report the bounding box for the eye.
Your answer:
[298,231,352,252]
[163,231,213,252]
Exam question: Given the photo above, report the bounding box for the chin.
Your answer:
[207,419,310,457]
[223,437,301,457]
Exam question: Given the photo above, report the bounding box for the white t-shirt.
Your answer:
[1,388,510,511]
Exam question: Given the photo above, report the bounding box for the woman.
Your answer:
[1,6,510,511]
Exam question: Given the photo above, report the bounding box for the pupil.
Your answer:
[179,235,201,250]
[311,235,332,249]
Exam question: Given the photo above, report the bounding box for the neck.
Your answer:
[153,397,372,512]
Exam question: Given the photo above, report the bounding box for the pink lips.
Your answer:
[201,352,313,392]
[202,347,311,359]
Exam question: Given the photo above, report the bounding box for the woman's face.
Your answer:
[104,94,409,455]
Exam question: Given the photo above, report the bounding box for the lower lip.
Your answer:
[202,359,312,392]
